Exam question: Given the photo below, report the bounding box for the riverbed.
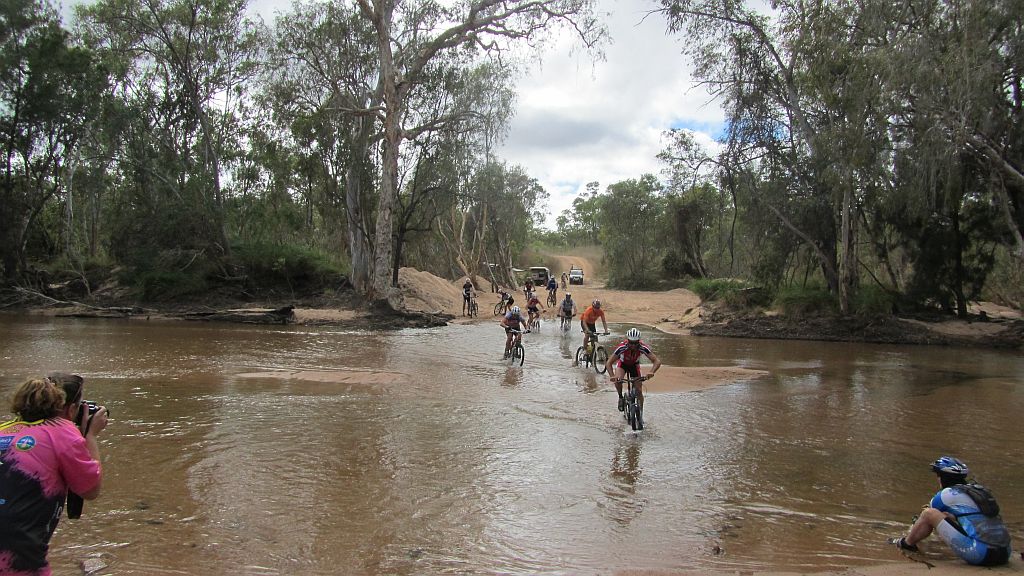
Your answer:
[1,315,1022,575]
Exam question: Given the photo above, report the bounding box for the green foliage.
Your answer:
[125,268,210,301]
[773,285,837,317]
[688,278,751,302]
[599,175,668,289]
[232,242,346,292]
[852,284,896,315]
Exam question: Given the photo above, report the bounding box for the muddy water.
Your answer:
[1,315,1022,575]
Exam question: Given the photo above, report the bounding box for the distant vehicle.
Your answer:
[568,266,584,285]
[528,266,551,286]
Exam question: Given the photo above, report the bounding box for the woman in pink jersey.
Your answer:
[0,375,106,576]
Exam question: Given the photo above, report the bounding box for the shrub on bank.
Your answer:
[232,242,347,294]
[689,278,754,304]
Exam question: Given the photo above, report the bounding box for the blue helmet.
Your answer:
[931,456,969,476]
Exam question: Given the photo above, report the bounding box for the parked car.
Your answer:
[528,266,551,286]
[568,266,584,285]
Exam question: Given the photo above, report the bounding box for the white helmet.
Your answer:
[592,299,601,308]
[511,306,520,314]
[626,328,641,341]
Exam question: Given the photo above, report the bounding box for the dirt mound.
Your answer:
[396,267,493,316]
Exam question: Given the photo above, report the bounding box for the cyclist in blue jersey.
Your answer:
[892,456,1011,566]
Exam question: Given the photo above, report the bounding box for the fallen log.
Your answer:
[178,305,295,325]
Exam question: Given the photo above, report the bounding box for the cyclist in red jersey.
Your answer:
[606,328,661,412]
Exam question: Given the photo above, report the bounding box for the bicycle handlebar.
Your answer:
[612,375,651,383]
[581,330,610,335]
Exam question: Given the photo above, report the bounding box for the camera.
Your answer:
[67,400,108,520]
[75,400,106,428]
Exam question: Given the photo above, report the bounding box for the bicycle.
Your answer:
[467,293,479,317]
[527,313,542,333]
[546,290,557,307]
[558,313,574,334]
[493,293,512,316]
[615,375,650,431]
[575,331,609,373]
[504,327,529,366]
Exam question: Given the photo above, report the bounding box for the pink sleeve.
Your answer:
[55,424,102,496]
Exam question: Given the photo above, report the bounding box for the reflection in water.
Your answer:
[0,315,1022,574]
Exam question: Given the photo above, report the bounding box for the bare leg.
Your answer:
[906,508,947,546]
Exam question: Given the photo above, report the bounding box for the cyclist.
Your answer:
[500,305,528,359]
[557,292,578,330]
[546,276,558,302]
[526,291,545,329]
[523,278,534,300]
[462,278,474,316]
[496,287,514,314]
[606,328,662,412]
[892,456,1011,566]
[579,299,608,355]
[560,272,568,289]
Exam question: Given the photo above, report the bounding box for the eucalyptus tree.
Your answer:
[355,0,605,304]
[265,0,379,292]
[657,0,893,312]
[0,0,106,283]
[555,181,603,246]
[598,174,667,288]
[75,0,262,264]
[880,0,1024,287]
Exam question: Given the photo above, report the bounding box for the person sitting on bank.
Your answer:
[0,374,107,576]
[892,456,1011,566]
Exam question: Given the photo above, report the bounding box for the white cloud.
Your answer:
[498,0,725,227]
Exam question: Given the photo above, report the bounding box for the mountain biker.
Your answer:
[546,276,557,301]
[526,292,544,328]
[462,278,474,316]
[557,293,578,328]
[496,288,514,313]
[560,272,568,289]
[892,456,1011,566]
[500,306,528,359]
[523,279,534,300]
[579,299,608,354]
[606,328,662,412]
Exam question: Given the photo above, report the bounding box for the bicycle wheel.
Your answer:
[493,302,503,316]
[575,346,587,368]
[635,403,644,430]
[513,343,525,366]
[547,293,556,306]
[470,301,478,317]
[594,346,608,374]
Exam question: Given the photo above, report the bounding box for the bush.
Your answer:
[773,285,836,316]
[853,285,897,315]
[232,242,346,293]
[688,278,751,301]
[127,268,209,301]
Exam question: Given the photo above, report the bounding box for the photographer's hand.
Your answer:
[87,407,109,437]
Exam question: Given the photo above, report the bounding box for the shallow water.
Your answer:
[1,315,1022,574]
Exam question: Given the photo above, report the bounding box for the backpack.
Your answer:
[954,483,1000,517]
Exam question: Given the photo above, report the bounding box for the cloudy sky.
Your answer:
[66,0,726,228]
[494,0,726,226]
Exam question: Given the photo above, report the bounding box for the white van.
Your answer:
[528,266,551,286]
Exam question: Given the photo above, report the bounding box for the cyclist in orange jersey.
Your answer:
[579,299,608,355]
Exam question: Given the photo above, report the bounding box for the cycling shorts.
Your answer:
[936,518,1011,566]
[619,363,641,378]
[528,306,539,313]
[585,322,597,333]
